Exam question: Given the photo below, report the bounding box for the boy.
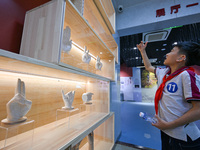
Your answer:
[137,41,200,150]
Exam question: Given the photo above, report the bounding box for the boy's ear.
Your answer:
[177,55,186,61]
[182,55,186,61]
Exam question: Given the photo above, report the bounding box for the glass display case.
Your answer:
[0,51,114,149]
[20,0,117,81]
[1,0,117,149]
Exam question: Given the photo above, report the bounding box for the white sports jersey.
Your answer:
[156,67,200,141]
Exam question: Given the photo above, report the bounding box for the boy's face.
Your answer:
[164,46,182,66]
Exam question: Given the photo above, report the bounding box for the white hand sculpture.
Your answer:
[95,56,103,70]
[61,90,75,110]
[62,26,72,53]
[82,92,94,104]
[82,46,91,64]
[1,79,32,124]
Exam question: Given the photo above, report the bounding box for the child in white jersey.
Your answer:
[137,41,200,150]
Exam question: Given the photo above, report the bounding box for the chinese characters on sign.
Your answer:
[170,4,181,14]
[156,2,199,17]
[156,8,165,17]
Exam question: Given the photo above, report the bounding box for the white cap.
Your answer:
[139,112,144,117]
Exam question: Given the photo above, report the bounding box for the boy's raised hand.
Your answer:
[137,41,148,53]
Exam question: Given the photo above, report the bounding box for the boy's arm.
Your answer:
[153,101,200,130]
[137,41,155,73]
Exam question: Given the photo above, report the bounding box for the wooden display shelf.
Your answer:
[59,43,115,81]
[20,0,116,80]
[65,0,114,60]
[83,0,118,63]
[0,112,114,150]
[5,0,116,148]
[0,49,110,82]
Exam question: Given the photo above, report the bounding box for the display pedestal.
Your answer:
[0,119,35,149]
[87,131,94,150]
[56,108,79,127]
[80,103,95,112]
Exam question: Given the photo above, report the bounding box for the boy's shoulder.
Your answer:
[155,66,169,74]
[180,68,199,80]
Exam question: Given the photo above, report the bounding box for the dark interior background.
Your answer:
[0,0,51,53]
[120,22,200,67]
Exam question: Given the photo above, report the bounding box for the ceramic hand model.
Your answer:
[62,26,72,53]
[95,56,103,70]
[61,90,75,110]
[82,46,91,64]
[82,92,94,104]
[1,79,32,124]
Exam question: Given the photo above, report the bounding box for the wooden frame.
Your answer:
[20,0,117,80]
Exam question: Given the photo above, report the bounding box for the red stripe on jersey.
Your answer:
[187,70,200,99]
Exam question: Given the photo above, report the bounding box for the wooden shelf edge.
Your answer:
[59,62,113,82]
[0,112,114,150]
[60,112,114,149]
[93,0,115,34]
[0,49,112,82]
[67,0,115,58]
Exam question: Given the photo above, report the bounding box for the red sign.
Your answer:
[156,2,199,17]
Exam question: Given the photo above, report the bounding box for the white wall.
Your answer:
[115,0,200,36]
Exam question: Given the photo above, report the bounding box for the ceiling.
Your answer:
[120,23,200,67]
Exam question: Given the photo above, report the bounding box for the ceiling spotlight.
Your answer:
[173,42,178,45]
[100,52,103,54]
[134,47,137,50]
[163,44,167,46]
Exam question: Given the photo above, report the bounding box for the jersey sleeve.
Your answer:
[183,70,200,102]
[155,67,164,79]
[155,67,169,86]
